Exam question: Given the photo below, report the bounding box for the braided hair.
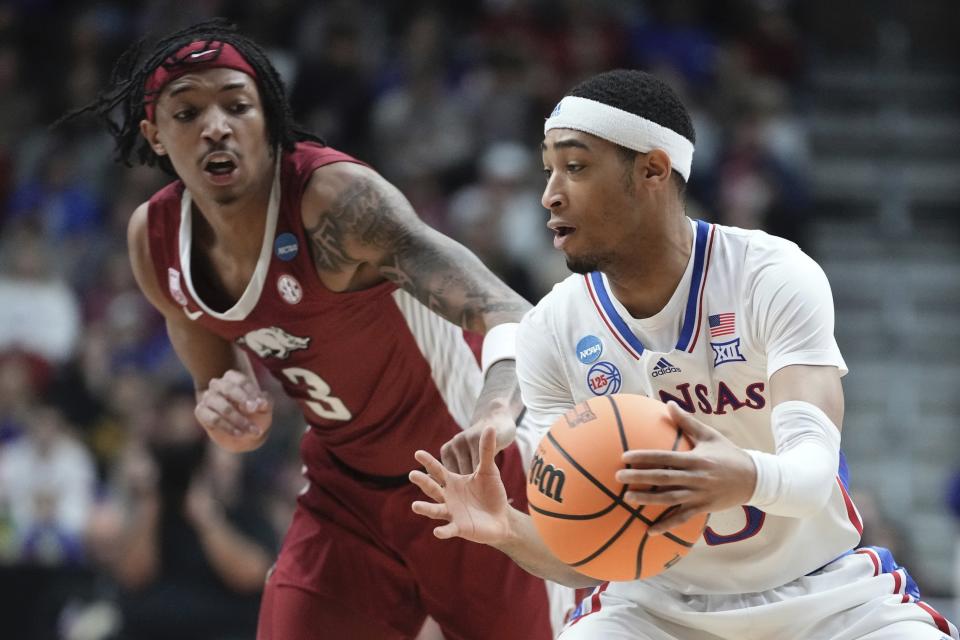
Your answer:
[58,18,321,175]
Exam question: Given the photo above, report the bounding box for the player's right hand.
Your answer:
[410,426,512,546]
[195,370,273,451]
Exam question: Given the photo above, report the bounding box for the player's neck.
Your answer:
[606,213,693,319]
[190,171,274,259]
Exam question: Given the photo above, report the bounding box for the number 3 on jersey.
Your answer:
[282,367,352,421]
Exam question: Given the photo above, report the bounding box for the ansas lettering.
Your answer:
[659,381,765,415]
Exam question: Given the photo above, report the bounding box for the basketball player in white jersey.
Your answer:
[409,70,958,639]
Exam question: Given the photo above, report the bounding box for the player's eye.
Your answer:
[229,102,251,115]
[542,167,553,180]
[566,163,583,173]
[173,108,197,122]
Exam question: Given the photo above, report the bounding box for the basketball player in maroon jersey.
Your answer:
[63,20,553,640]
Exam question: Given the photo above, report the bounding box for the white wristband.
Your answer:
[481,323,519,377]
[746,401,841,518]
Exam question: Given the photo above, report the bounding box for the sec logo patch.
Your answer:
[277,274,303,305]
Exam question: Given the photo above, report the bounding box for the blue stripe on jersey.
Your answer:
[588,220,711,357]
[674,219,710,351]
[589,271,646,356]
[838,450,851,490]
[870,546,922,599]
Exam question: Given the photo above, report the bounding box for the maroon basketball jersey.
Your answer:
[146,142,482,478]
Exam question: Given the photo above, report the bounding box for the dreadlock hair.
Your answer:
[56,18,322,175]
[568,69,695,195]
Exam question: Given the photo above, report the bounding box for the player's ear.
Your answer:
[641,149,672,188]
[140,119,166,156]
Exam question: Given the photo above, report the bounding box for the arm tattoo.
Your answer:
[305,178,404,272]
[306,175,529,331]
[470,360,525,424]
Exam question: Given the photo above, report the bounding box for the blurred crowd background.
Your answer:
[0,0,957,638]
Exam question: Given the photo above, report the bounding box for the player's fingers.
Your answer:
[622,449,693,468]
[667,402,716,441]
[648,504,702,536]
[411,500,450,521]
[221,369,253,389]
[408,470,445,502]
[624,488,693,506]
[208,378,257,410]
[432,523,462,540]
[615,468,688,485]
[253,390,273,414]
[219,371,270,413]
[440,439,468,475]
[414,449,449,485]
[476,426,498,474]
[467,433,481,474]
[199,392,261,433]
[195,404,247,437]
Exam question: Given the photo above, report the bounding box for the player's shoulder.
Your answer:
[295,144,384,213]
[711,222,815,275]
[287,142,368,184]
[520,274,586,335]
[146,179,184,208]
[130,182,176,242]
[530,273,585,315]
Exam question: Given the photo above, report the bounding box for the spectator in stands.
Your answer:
[89,386,276,640]
[0,403,95,565]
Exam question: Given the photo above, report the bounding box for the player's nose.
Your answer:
[541,175,566,211]
[201,107,232,142]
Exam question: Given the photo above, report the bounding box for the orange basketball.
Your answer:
[526,393,707,582]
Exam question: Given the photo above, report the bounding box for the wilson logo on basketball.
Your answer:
[529,453,566,503]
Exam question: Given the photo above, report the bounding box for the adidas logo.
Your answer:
[651,357,681,377]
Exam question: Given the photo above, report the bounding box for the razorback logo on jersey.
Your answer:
[659,381,766,415]
[237,326,310,359]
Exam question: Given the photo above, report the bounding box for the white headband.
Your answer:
[544,96,694,180]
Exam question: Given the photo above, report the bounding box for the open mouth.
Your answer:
[555,226,575,238]
[205,159,236,175]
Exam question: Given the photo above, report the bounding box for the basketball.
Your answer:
[526,393,707,582]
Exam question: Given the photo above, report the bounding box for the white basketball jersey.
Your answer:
[517,219,864,595]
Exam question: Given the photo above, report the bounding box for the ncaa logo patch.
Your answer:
[277,274,303,305]
[711,338,747,367]
[575,335,603,364]
[587,361,622,396]
[274,232,299,261]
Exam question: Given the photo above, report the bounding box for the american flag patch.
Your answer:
[709,313,735,337]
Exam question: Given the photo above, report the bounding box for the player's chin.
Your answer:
[565,253,601,275]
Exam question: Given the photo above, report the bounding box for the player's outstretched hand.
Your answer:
[616,402,756,535]
[195,370,273,452]
[440,407,516,474]
[410,426,512,545]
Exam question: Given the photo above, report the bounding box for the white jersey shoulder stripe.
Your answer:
[391,289,482,429]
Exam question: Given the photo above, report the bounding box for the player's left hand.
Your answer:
[615,402,756,535]
[440,407,516,474]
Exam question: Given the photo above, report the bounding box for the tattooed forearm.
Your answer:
[307,173,530,331]
[381,249,529,331]
[470,360,525,424]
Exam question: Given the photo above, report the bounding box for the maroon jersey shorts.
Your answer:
[256,442,553,640]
